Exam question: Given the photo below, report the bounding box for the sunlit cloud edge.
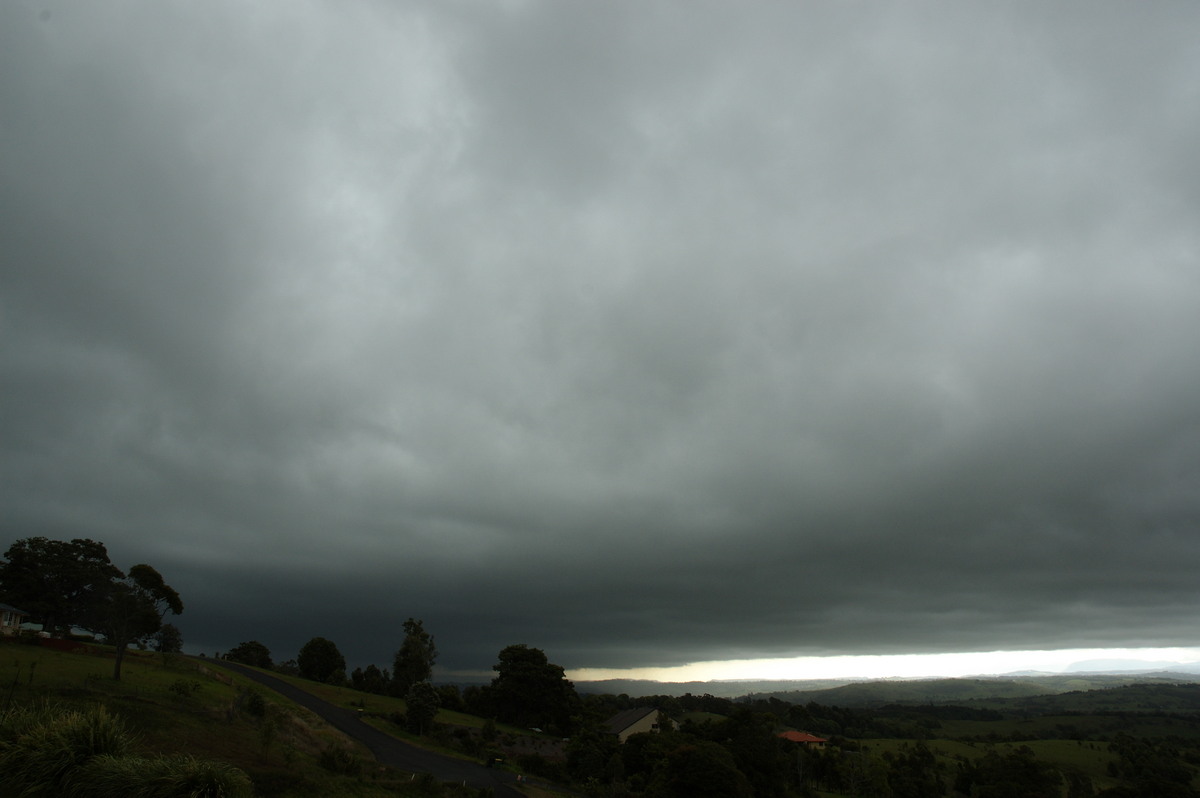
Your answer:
[567,647,1200,683]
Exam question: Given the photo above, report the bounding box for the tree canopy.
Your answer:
[297,637,345,683]
[392,617,437,697]
[155,623,183,654]
[84,563,183,680]
[351,663,389,695]
[0,537,123,636]
[226,640,273,669]
[488,644,579,734]
[404,680,441,735]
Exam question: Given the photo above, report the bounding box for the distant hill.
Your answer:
[969,680,1200,714]
[746,677,1056,707]
[754,673,1200,707]
[575,671,1200,707]
[1066,659,1200,673]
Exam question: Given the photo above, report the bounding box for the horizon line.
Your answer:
[563,646,1200,684]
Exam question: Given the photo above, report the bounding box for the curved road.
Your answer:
[202,658,522,796]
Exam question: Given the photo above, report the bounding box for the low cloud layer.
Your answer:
[3,1,1200,675]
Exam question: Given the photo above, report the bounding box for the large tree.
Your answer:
[0,537,122,636]
[297,636,345,684]
[392,618,437,697]
[488,644,579,734]
[226,640,273,669]
[86,563,183,680]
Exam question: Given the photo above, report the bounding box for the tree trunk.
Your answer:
[112,642,126,681]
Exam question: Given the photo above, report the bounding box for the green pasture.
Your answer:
[679,710,727,724]
[0,642,228,709]
[934,711,1200,741]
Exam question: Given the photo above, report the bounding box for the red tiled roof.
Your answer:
[779,731,827,744]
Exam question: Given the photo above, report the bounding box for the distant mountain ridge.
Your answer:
[1066,659,1200,674]
[576,669,1200,705]
[743,673,1200,708]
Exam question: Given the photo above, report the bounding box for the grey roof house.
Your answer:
[605,707,675,743]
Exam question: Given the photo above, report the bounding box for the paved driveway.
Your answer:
[202,658,523,796]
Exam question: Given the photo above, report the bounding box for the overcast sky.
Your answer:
[3,1,1200,680]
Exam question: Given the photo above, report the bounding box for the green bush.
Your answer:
[168,679,201,698]
[318,743,363,776]
[243,689,266,718]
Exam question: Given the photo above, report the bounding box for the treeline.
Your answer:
[226,630,581,738]
[224,617,446,734]
[226,620,436,700]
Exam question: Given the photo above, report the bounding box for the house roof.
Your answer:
[779,731,827,744]
[0,603,28,615]
[605,707,659,735]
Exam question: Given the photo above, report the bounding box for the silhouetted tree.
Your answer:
[351,663,390,694]
[488,644,579,735]
[154,622,183,654]
[86,563,183,680]
[297,637,345,683]
[274,659,299,676]
[392,618,437,697]
[226,640,273,669]
[0,537,122,636]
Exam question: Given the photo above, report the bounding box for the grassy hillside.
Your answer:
[0,638,506,797]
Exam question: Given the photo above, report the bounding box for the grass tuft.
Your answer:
[0,702,253,797]
[71,753,254,798]
[318,743,364,776]
[0,702,132,794]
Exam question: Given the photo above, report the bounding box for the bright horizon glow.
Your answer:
[567,647,1200,683]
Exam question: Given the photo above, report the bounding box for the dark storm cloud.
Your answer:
[3,1,1200,674]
